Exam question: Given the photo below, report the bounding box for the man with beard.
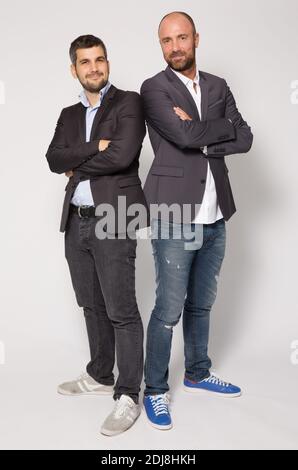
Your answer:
[141,12,253,429]
[46,35,148,436]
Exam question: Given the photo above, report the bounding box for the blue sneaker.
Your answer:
[184,374,242,397]
[143,393,172,430]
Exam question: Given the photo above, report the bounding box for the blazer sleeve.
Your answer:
[45,108,99,174]
[75,92,146,177]
[207,82,253,157]
[140,79,236,150]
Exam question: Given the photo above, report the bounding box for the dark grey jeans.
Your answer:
[64,211,143,403]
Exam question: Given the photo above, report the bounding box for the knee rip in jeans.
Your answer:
[152,310,181,329]
[163,319,179,330]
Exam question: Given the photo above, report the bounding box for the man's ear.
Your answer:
[70,63,77,79]
[195,33,200,48]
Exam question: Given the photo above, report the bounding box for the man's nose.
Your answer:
[172,40,179,51]
[89,62,99,72]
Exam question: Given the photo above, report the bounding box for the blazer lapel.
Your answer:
[78,103,86,142]
[165,66,200,120]
[90,84,118,141]
[199,71,209,121]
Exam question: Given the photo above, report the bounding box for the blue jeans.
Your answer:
[144,218,226,395]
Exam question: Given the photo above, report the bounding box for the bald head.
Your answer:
[158,11,199,75]
[158,11,196,36]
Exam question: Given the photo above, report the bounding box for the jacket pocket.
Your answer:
[208,98,224,109]
[118,176,142,188]
[151,165,184,177]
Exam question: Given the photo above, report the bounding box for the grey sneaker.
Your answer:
[57,372,114,396]
[100,395,141,436]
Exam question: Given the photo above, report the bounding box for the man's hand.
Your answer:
[173,107,192,121]
[65,170,74,178]
[98,139,111,152]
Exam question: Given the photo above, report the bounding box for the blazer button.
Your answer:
[200,179,206,184]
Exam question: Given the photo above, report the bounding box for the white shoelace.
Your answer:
[150,394,170,416]
[203,374,230,387]
[113,396,134,419]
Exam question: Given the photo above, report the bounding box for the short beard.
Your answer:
[78,76,108,94]
[166,46,196,72]
[168,56,195,72]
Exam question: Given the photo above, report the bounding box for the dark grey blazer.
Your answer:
[46,85,149,233]
[141,67,253,221]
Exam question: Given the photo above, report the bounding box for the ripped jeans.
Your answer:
[144,218,226,396]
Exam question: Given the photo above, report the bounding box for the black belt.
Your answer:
[70,204,96,218]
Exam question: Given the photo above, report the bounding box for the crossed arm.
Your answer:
[46,92,146,178]
[140,80,253,156]
[46,109,99,174]
[64,139,110,178]
[206,84,253,156]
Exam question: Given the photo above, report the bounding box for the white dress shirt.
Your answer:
[171,69,223,224]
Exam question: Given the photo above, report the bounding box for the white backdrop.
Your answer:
[0,0,298,450]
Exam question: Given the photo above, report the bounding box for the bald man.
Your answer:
[141,12,253,430]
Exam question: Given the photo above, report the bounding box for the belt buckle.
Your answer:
[78,205,89,219]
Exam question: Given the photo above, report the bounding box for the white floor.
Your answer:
[0,342,297,450]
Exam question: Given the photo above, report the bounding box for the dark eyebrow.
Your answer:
[79,56,105,63]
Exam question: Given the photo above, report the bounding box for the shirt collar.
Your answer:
[171,68,199,88]
[79,81,111,109]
